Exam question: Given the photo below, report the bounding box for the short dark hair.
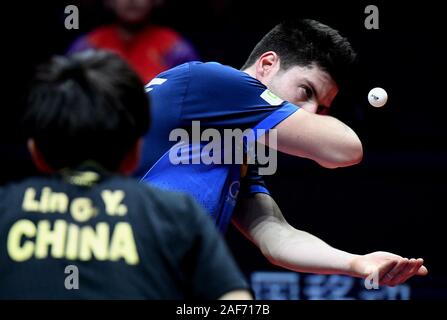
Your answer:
[241,19,357,89]
[24,50,150,171]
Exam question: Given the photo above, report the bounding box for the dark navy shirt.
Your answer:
[0,167,249,299]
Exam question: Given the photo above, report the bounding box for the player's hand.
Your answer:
[350,251,428,287]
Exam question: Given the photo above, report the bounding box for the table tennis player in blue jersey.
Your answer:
[139,19,428,287]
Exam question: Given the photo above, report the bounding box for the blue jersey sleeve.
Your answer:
[240,164,270,197]
[180,62,299,130]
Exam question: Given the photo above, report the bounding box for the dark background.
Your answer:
[1,0,446,298]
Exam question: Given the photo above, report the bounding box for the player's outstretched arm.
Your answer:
[270,108,363,168]
[232,193,428,286]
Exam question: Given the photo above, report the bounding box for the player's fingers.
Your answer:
[381,259,409,286]
[408,259,423,275]
[401,259,427,283]
[388,259,411,286]
[378,260,399,285]
[413,258,428,276]
[417,265,428,276]
[389,258,419,286]
[398,258,428,282]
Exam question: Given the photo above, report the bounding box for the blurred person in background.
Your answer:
[0,50,251,300]
[68,0,199,83]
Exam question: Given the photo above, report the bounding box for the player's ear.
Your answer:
[117,138,143,175]
[256,51,280,79]
[27,139,54,174]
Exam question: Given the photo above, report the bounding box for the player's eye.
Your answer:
[304,86,313,99]
[297,86,313,100]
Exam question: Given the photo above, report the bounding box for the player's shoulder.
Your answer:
[154,60,194,79]
[187,61,265,90]
[0,175,51,193]
[157,61,254,82]
[190,61,245,77]
[0,175,57,209]
[165,61,246,78]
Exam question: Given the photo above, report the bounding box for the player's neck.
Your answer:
[241,66,256,79]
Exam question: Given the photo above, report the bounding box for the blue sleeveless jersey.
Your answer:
[138,62,299,232]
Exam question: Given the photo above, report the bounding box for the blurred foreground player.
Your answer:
[140,19,428,287]
[0,51,251,299]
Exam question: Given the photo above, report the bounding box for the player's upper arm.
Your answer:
[270,108,363,168]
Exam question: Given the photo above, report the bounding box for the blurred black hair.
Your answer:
[241,19,357,90]
[24,50,150,171]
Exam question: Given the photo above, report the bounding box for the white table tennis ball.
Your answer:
[368,87,388,107]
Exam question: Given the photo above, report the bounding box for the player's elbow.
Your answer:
[337,138,363,167]
[257,226,295,267]
[260,241,297,270]
[320,136,363,169]
[260,245,283,267]
[349,139,364,165]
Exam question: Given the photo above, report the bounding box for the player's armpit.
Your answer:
[269,108,363,168]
